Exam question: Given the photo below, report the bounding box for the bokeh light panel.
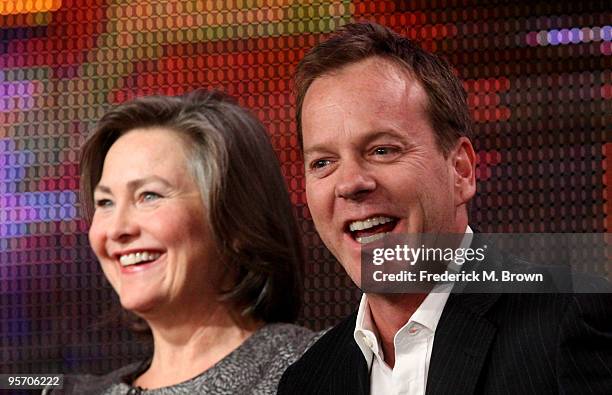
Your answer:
[0,0,62,16]
[0,0,609,376]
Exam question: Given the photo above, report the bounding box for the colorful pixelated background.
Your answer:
[0,0,610,375]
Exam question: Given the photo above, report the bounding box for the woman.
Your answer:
[59,91,314,394]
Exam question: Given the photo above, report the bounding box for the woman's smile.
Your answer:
[89,128,221,316]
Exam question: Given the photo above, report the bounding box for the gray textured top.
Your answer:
[52,323,316,395]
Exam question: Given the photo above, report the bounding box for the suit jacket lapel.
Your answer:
[335,314,370,395]
[426,233,503,395]
[426,292,499,395]
[312,311,369,394]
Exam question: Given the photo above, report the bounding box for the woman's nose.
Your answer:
[107,204,140,242]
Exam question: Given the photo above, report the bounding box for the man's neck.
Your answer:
[363,223,471,368]
[367,293,428,368]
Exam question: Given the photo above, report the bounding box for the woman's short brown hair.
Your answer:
[81,90,302,323]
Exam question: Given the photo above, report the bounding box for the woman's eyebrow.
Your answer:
[126,176,172,190]
[94,176,172,194]
[93,184,112,194]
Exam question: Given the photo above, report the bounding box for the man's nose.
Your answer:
[107,204,139,242]
[335,159,376,200]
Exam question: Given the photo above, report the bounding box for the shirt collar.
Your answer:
[353,225,473,366]
[354,293,378,368]
[447,225,473,273]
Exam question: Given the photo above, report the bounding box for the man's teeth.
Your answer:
[356,232,388,244]
[349,216,394,232]
[119,252,161,267]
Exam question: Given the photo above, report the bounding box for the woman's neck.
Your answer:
[133,304,262,389]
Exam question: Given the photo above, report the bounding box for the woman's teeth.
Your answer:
[119,252,161,267]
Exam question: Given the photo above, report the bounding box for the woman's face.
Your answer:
[89,128,221,316]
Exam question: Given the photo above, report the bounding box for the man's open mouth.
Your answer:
[347,216,399,244]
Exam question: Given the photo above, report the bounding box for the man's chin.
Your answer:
[349,275,362,289]
[338,262,362,288]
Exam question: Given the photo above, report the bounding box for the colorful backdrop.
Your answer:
[0,0,610,375]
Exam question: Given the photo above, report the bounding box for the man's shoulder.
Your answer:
[449,290,611,327]
[278,311,369,394]
[292,311,359,365]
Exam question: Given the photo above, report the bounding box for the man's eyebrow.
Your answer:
[303,129,410,157]
[303,144,333,158]
[363,129,410,144]
[94,176,172,194]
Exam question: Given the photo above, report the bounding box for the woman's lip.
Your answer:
[112,249,165,259]
[118,253,166,274]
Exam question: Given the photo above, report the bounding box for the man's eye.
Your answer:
[373,147,394,155]
[141,191,162,202]
[370,146,403,160]
[311,159,331,169]
[95,199,113,208]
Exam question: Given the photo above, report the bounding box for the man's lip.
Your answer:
[342,214,399,233]
[339,216,401,250]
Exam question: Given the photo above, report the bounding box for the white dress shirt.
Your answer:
[353,226,473,395]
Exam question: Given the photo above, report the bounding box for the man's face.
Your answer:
[301,57,475,286]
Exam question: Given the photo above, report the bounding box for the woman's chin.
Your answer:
[119,295,163,317]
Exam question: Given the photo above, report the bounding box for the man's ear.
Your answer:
[450,137,476,206]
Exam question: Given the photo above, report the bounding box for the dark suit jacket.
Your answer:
[279,263,612,394]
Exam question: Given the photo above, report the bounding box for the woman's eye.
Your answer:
[141,191,162,202]
[95,199,113,208]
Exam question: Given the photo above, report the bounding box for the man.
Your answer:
[278,22,612,394]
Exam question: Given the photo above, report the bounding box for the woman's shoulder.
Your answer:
[192,323,318,394]
[45,361,144,395]
[249,323,323,357]
[271,322,328,345]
